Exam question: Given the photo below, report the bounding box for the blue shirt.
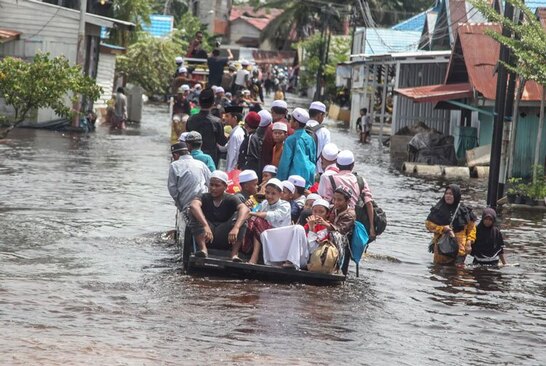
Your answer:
[277,129,316,187]
[191,150,216,172]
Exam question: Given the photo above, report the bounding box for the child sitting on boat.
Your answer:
[258,165,277,194]
[244,178,291,264]
[471,208,507,266]
[304,198,331,254]
[288,175,307,210]
[281,180,302,223]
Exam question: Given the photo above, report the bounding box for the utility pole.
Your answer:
[73,0,87,128]
[487,2,514,208]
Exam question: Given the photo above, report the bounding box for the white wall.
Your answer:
[95,53,116,109]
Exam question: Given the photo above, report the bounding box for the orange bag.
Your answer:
[226,170,241,194]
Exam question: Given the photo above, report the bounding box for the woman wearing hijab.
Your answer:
[471,208,507,266]
[425,184,477,265]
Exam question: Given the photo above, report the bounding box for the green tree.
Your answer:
[116,12,213,97]
[109,0,153,46]
[0,53,102,138]
[296,34,350,100]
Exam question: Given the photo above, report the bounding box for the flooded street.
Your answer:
[1,102,545,365]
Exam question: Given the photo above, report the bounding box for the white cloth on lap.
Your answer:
[261,225,309,269]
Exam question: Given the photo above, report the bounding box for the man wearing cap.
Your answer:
[171,67,197,94]
[207,48,233,88]
[168,143,211,213]
[222,65,237,94]
[221,105,245,172]
[318,149,376,239]
[237,111,260,171]
[185,131,216,172]
[187,88,228,166]
[174,56,184,78]
[235,169,259,207]
[277,108,316,187]
[188,170,250,260]
[234,61,251,92]
[306,101,331,173]
[261,99,294,166]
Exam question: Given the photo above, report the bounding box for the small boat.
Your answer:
[178,225,346,286]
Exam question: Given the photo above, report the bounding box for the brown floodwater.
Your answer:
[1,101,545,365]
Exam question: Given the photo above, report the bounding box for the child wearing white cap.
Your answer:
[281,180,302,223]
[304,198,331,254]
[236,170,259,209]
[258,165,278,194]
[277,108,316,188]
[245,178,291,264]
[288,175,307,209]
[271,121,288,167]
[307,101,331,173]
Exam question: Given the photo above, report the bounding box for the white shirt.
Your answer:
[225,125,245,172]
[235,69,249,86]
[259,199,291,228]
[306,120,331,173]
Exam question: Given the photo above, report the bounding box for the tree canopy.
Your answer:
[0,53,102,138]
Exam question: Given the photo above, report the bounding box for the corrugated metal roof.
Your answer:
[141,15,173,38]
[363,28,422,55]
[457,23,542,101]
[395,82,473,103]
[0,28,21,43]
[391,11,427,31]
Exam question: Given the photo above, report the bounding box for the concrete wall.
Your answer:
[229,19,260,46]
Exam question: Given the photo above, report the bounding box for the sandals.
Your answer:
[232,256,243,263]
[282,261,296,270]
[195,250,208,258]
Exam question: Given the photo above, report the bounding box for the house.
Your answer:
[0,0,133,123]
[191,0,230,38]
[396,23,546,178]
[228,6,283,51]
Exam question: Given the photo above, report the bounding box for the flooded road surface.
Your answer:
[1,102,545,365]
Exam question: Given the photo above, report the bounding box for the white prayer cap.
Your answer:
[211,85,218,93]
[282,180,295,194]
[321,143,339,161]
[306,193,321,202]
[178,66,187,73]
[309,101,327,113]
[292,107,309,124]
[178,132,189,142]
[312,198,330,209]
[272,121,287,132]
[258,110,273,127]
[239,169,258,183]
[266,178,283,191]
[271,100,288,110]
[210,170,228,184]
[288,175,306,188]
[337,150,355,165]
[215,86,225,94]
[242,89,250,95]
[241,60,250,66]
[178,84,190,93]
[262,165,278,174]
[175,56,184,64]
[194,83,202,89]
[172,115,182,122]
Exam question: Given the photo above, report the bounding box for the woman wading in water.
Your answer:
[425,184,477,265]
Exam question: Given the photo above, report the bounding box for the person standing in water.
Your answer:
[425,184,477,265]
[471,208,507,266]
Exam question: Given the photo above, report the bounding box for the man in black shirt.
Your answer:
[187,88,228,166]
[207,48,233,88]
[188,170,249,260]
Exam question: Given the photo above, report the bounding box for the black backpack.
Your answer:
[305,123,325,159]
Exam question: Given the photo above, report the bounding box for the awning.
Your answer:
[395,82,473,103]
[0,28,21,44]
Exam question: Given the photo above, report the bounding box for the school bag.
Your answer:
[308,240,339,274]
[305,123,325,159]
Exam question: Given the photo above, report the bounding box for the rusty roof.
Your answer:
[395,82,473,103]
[456,23,542,101]
[0,28,21,43]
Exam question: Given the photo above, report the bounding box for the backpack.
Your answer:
[354,175,387,241]
[305,123,326,160]
[308,241,339,274]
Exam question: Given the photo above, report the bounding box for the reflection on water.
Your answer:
[1,102,545,365]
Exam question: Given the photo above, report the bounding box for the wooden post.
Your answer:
[379,64,388,144]
[533,85,545,183]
